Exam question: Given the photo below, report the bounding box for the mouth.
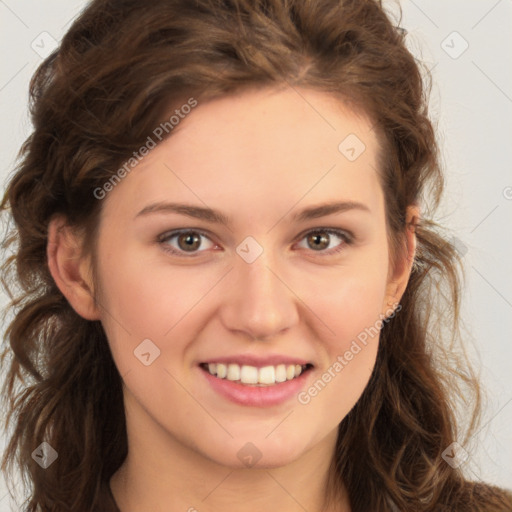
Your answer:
[199,362,314,387]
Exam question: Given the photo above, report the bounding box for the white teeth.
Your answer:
[240,365,259,384]
[275,364,287,383]
[258,365,275,384]
[216,363,227,378]
[203,362,308,385]
[227,363,240,381]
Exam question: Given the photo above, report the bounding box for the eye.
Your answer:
[158,229,217,256]
[295,228,353,255]
[158,227,353,258]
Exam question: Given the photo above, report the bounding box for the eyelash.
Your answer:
[157,227,354,258]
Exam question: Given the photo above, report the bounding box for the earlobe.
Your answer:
[47,216,101,321]
[382,205,419,315]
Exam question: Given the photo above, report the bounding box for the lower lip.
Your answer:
[199,366,313,407]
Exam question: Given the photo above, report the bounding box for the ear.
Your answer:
[381,204,419,316]
[47,215,101,320]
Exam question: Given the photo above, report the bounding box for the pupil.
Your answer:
[179,232,200,251]
[309,232,329,250]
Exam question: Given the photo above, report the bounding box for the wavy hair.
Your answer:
[1,0,511,510]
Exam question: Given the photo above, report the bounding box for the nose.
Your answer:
[219,250,300,341]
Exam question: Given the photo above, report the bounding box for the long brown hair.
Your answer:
[1,0,511,510]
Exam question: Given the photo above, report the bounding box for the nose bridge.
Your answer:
[221,247,299,339]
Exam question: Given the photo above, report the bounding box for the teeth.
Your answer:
[275,364,287,383]
[217,363,226,378]
[227,363,240,381]
[240,365,259,384]
[204,362,308,385]
[258,366,275,384]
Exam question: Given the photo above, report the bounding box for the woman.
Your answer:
[1,0,511,510]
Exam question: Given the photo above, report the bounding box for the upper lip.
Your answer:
[200,354,313,368]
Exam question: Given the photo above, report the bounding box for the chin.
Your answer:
[200,436,309,470]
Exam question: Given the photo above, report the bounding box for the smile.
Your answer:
[200,362,313,386]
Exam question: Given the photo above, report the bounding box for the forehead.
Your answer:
[102,86,384,224]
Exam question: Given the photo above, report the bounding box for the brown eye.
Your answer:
[159,230,216,255]
[177,232,202,251]
[306,232,330,251]
[296,229,352,255]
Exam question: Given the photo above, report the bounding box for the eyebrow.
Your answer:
[134,200,370,224]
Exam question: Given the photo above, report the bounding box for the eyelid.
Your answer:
[158,228,214,242]
[294,226,354,243]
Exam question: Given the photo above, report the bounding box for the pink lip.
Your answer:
[198,365,313,407]
[200,354,312,367]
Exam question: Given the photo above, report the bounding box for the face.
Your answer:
[87,86,405,468]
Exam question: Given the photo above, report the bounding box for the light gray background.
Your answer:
[0,0,511,509]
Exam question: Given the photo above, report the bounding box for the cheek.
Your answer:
[100,238,209,319]
[294,255,387,412]
[297,269,385,424]
[304,259,389,349]
[94,242,220,367]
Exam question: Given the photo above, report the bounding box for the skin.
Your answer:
[47,86,418,512]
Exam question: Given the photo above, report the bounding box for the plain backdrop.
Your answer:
[0,0,511,509]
